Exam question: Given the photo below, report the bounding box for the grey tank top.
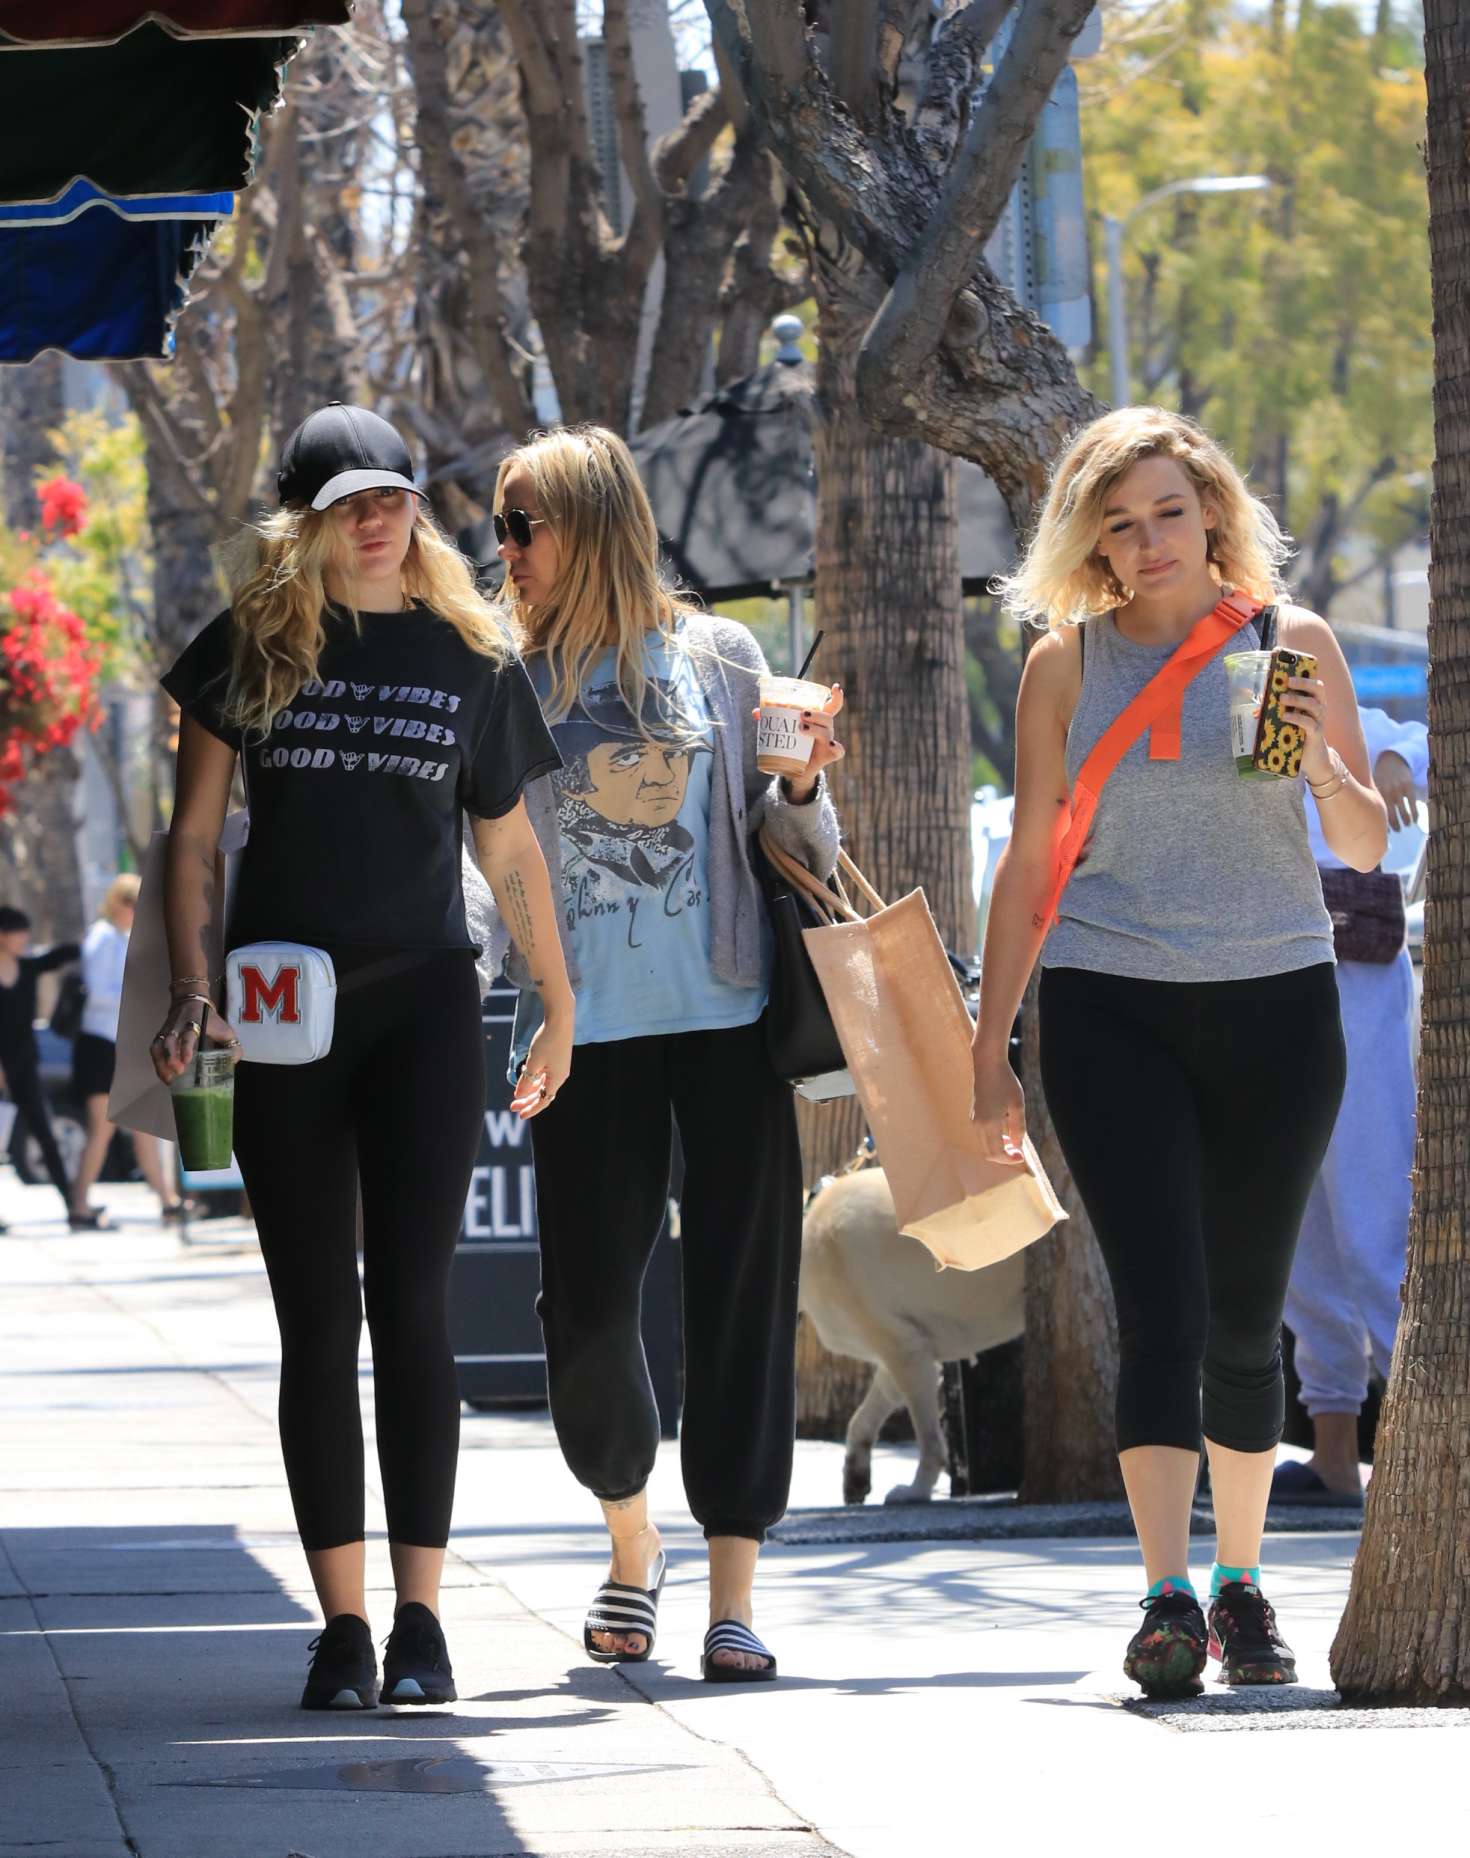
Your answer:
[1041,610,1335,983]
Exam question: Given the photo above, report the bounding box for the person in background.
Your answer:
[1272,707,1428,1506]
[0,905,84,1228]
[70,875,185,1227]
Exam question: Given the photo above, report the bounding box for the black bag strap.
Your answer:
[336,950,436,996]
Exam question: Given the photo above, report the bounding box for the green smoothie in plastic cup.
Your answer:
[1224,648,1273,779]
[170,1048,236,1172]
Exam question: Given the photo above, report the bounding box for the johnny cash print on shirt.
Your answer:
[532,631,766,1047]
[163,603,559,953]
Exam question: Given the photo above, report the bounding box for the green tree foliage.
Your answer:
[43,409,153,683]
[1083,1,1431,613]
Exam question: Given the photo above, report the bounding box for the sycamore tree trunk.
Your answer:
[792,240,973,1435]
[1330,0,1470,1703]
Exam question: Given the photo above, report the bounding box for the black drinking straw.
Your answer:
[796,629,825,680]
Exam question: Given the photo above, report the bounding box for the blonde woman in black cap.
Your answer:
[151,404,573,1711]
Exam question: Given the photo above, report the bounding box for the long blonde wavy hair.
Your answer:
[996,406,1293,631]
[221,496,511,736]
[493,425,705,742]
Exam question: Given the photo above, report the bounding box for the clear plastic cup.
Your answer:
[757,675,830,779]
[169,1048,236,1172]
[1224,649,1273,779]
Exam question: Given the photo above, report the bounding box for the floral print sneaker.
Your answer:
[1207,1581,1298,1686]
[1123,1588,1209,1697]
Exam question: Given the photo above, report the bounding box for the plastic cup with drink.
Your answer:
[756,674,831,780]
[1224,648,1274,779]
[169,1046,236,1172]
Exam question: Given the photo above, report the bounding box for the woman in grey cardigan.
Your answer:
[491,425,843,1682]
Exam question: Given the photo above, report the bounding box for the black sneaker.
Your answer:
[1123,1588,1209,1697]
[301,1614,378,1710]
[1207,1581,1298,1686]
[381,1601,457,1705]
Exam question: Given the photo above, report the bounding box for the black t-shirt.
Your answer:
[0,945,79,1064]
[162,604,560,952]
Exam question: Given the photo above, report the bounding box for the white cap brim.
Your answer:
[311,469,423,511]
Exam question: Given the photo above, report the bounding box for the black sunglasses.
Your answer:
[493,507,547,549]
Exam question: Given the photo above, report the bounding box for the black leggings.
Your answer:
[1038,963,1346,1455]
[232,949,484,1550]
[1,1049,71,1206]
[531,1016,804,1543]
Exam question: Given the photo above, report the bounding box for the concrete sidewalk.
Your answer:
[3,1173,1466,1858]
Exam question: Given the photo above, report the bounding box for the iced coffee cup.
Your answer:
[757,674,831,780]
[169,1047,236,1172]
[1224,648,1272,779]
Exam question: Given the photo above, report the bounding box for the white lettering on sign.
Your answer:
[463,1162,537,1239]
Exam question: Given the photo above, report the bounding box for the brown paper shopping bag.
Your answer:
[109,812,245,1139]
[796,863,1066,1271]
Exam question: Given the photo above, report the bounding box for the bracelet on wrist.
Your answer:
[1306,750,1348,796]
[169,976,213,996]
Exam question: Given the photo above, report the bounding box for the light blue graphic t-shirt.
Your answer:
[522,629,769,1053]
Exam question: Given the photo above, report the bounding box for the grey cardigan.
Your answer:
[465,614,841,995]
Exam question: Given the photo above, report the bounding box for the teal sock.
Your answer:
[1210,1562,1260,1597]
[1146,1575,1196,1600]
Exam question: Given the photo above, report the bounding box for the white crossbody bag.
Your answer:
[225,942,338,1065]
[224,942,435,1065]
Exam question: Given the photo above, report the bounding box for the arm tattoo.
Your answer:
[503,866,537,957]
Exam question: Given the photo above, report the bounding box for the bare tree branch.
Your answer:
[705,0,1099,516]
[653,84,729,191]
[830,0,881,124]
[604,0,665,257]
[719,0,815,100]
[856,0,1095,414]
[495,0,563,114]
[400,0,536,437]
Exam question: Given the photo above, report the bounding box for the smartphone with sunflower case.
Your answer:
[1251,648,1317,778]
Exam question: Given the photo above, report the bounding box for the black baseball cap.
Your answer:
[277,402,423,511]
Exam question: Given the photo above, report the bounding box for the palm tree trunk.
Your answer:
[1330,0,1470,1703]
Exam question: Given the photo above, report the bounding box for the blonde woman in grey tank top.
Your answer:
[973,408,1387,1700]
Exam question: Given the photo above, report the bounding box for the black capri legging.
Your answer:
[231,948,485,1550]
[1038,963,1346,1456]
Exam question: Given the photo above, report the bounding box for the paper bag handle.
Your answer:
[757,826,887,923]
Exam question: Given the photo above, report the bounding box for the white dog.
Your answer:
[800,1167,1024,1505]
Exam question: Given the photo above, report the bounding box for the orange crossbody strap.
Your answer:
[1042,590,1263,929]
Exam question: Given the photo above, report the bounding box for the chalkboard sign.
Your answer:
[449,984,546,1404]
[450,981,682,1429]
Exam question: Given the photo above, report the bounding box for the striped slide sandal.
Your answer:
[700,1619,778,1683]
[583,1550,667,1664]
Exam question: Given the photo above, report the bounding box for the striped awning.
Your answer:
[0,22,300,204]
[0,183,234,361]
[0,4,352,45]
[0,7,325,360]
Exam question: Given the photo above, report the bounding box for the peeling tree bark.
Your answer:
[1329,0,1470,1705]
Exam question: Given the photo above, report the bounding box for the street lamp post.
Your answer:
[1103,174,1272,409]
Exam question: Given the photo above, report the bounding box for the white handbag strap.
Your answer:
[757,827,887,923]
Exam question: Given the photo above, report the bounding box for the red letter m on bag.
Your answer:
[239,964,301,1025]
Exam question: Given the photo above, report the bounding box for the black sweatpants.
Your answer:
[1,1048,72,1205]
[1038,963,1346,1455]
[231,949,484,1550]
[531,1016,804,1543]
